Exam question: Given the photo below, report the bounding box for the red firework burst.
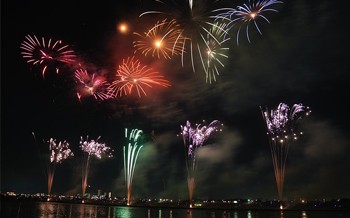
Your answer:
[108,56,171,98]
[74,69,111,101]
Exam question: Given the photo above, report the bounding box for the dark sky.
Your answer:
[1,0,350,201]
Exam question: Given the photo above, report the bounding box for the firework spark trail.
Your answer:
[123,128,144,206]
[74,69,112,102]
[140,0,231,79]
[20,34,76,77]
[215,0,283,45]
[260,103,311,201]
[107,56,171,98]
[32,132,49,198]
[80,136,113,201]
[180,119,223,207]
[199,22,230,83]
[133,18,186,59]
[46,138,74,199]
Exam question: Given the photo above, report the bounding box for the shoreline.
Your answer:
[2,195,350,212]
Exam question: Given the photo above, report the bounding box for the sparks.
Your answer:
[74,69,112,101]
[139,0,230,77]
[260,102,311,201]
[123,128,144,206]
[107,56,171,98]
[46,138,73,198]
[133,19,186,59]
[20,34,76,77]
[80,136,113,200]
[180,119,223,206]
[215,0,283,45]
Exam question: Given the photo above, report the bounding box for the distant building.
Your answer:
[6,192,16,196]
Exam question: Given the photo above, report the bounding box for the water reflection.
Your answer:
[38,202,56,218]
[76,203,99,218]
[145,207,177,218]
[68,204,72,218]
[114,206,133,218]
[222,210,227,218]
[302,210,308,218]
[107,207,111,218]
[247,210,252,218]
[41,203,111,218]
[3,201,332,218]
[187,209,193,218]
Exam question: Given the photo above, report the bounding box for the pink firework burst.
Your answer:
[20,34,76,77]
[108,56,171,98]
[74,69,112,101]
[79,136,113,200]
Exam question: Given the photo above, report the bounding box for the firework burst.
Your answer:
[123,128,144,206]
[20,34,76,77]
[216,0,283,45]
[46,138,74,199]
[79,136,113,201]
[179,119,223,207]
[107,56,171,98]
[140,0,230,76]
[260,103,311,201]
[133,18,186,59]
[74,69,112,102]
[118,22,130,34]
[199,22,230,83]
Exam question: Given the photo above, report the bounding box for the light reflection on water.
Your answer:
[1,201,349,218]
[302,211,308,218]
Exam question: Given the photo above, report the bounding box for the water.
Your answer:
[1,201,349,218]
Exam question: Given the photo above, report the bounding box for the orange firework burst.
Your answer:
[20,34,76,77]
[139,0,231,74]
[108,56,171,98]
[74,69,112,101]
[133,19,186,59]
[118,22,129,34]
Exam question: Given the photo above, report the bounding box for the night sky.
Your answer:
[2,0,350,201]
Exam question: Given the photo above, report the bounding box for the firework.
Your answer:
[107,56,171,98]
[140,0,230,75]
[133,18,186,59]
[20,34,76,77]
[179,119,223,207]
[79,136,113,201]
[123,128,144,206]
[74,69,112,101]
[260,103,311,201]
[118,22,129,34]
[199,22,230,83]
[46,138,74,199]
[216,0,283,45]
